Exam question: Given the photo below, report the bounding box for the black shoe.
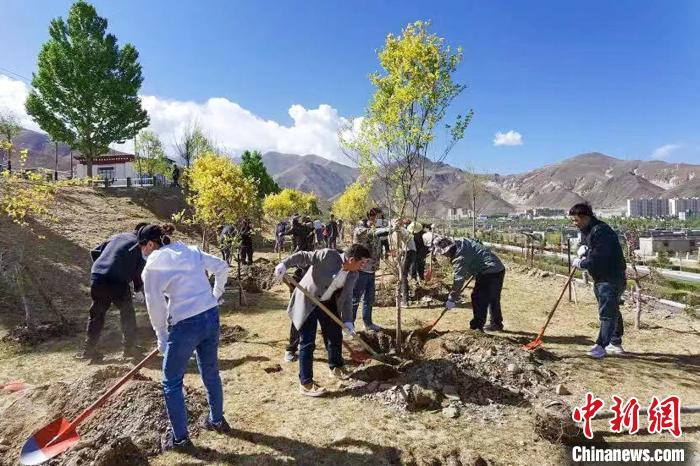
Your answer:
[203,417,232,434]
[75,348,104,362]
[484,323,504,332]
[161,430,196,453]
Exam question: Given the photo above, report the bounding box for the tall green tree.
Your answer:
[25,0,149,177]
[134,129,172,182]
[240,150,280,198]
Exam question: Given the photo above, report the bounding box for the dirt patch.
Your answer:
[356,328,437,359]
[219,324,248,344]
[533,400,585,445]
[353,331,558,415]
[1,319,78,346]
[0,365,207,465]
[404,446,490,466]
[239,262,275,293]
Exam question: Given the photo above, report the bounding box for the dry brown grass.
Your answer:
[0,193,698,465]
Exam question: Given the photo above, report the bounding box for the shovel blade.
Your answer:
[20,417,79,465]
[349,350,372,363]
[522,337,543,351]
[1,380,28,392]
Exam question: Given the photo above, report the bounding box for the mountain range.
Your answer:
[5,128,699,215]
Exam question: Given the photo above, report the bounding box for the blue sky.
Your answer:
[0,0,698,173]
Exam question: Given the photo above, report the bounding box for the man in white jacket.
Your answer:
[137,224,230,452]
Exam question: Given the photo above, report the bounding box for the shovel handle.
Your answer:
[284,275,382,359]
[64,348,159,435]
[536,267,577,339]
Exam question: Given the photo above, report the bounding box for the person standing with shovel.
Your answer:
[569,203,626,359]
[273,244,371,397]
[137,224,231,451]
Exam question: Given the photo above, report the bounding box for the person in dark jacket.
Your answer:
[239,218,254,265]
[77,223,149,362]
[570,203,627,359]
[433,235,506,332]
[325,214,339,250]
[219,224,236,265]
[413,224,430,281]
[274,221,288,253]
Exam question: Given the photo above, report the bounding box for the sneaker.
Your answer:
[484,323,504,332]
[75,348,104,362]
[161,430,196,453]
[587,344,607,359]
[605,343,625,355]
[283,351,298,363]
[299,381,326,397]
[203,417,232,434]
[364,323,382,332]
[328,366,351,380]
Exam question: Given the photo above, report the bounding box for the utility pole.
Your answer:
[54,142,59,181]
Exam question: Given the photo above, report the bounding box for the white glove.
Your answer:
[156,331,168,355]
[273,263,287,282]
[577,245,588,258]
[344,321,355,335]
[132,291,145,304]
[572,258,583,269]
[445,300,456,310]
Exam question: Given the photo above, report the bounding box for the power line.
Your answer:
[0,66,32,84]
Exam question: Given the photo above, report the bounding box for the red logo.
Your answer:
[572,392,605,439]
[609,395,641,435]
[648,395,682,437]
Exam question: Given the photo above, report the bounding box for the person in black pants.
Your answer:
[78,222,148,362]
[570,203,627,359]
[239,218,253,265]
[433,235,506,332]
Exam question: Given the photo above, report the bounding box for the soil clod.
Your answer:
[2,319,78,346]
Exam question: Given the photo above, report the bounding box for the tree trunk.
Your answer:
[396,258,403,353]
[86,158,93,178]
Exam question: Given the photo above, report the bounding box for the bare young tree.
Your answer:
[0,109,22,172]
[463,166,487,237]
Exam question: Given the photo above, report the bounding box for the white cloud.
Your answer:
[493,130,523,146]
[0,75,40,131]
[0,73,359,164]
[651,143,682,160]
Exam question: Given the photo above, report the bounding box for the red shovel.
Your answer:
[20,348,158,465]
[1,380,28,392]
[522,268,577,351]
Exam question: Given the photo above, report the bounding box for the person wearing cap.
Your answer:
[352,208,391,332]
[77,222,149,362]
[273,243,371,397]
[138,224,231,451]
[433,235,506,332]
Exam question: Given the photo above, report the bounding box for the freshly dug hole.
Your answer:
[533,400,585,445]
[219,323,248,344]
[238,262,276,293]
[0,365,207,465]
[2,319,78,346]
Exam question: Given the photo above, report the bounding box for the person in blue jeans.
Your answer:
[352,208,391,331]
[138,223,231,451]
[570,203,627,359]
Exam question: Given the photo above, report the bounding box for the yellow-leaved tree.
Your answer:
[175,152,257,250]
[332,182,372,224]
[262,188,319,222]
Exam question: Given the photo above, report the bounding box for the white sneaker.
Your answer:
[283,351,297,363]
[299,381,326,397]
[587,344,607,359]
[364,323,382,332]
[328,366,351,380]
[605,343,625,355]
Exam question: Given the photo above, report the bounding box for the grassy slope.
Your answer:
[0,188,698,465]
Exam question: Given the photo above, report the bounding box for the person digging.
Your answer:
[138,224,232,451]
[431,234,506,332]
[76,222,150,362]
[274,244,371,397]
[569,203,626,359]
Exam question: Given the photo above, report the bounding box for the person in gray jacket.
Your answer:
[433,235,506,332]
[274,244,371,397]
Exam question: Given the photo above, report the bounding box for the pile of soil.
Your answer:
[533,399,584,445]
[219,324,248,344]
[1,319,78,346]
[239,260,275,293]
[403,446,489,466]
[0,366,207,465]
[412,281,451,304]
[352,331,557,415]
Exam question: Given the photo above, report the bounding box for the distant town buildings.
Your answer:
[638,230,700,258]
[626,197,699,219]
[525,208,567,219]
